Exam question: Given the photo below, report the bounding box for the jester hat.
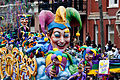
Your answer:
[18,14,32,18]
[39,6,82,33]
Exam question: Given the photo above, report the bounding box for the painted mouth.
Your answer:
[57,43,65,47]
[24,23,27,25]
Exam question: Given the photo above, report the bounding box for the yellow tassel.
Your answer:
[59,65,64,71]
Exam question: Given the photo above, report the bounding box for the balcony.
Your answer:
[38,0,72,13]
[73,0,87,15]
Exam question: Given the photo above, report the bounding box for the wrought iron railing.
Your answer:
[73,0,87,13]
[38,0,87,14]
[38,0,72,13]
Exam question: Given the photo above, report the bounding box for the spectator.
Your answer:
[113,44,119,58]
[105,41,113,51]
[85,33,91,46]
[91,40,97,48]
[73,36,77,47]
[117,50,120,59]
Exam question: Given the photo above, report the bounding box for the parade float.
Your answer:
[0,6,83,80]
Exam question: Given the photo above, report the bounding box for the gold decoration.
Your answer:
[0,48,37,80]
[54,6,67,24]
[76,32,80,37]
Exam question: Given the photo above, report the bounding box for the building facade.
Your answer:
[87,0,120,48]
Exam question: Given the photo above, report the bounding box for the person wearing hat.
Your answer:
[68,65,86,80]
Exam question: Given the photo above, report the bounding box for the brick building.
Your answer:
[86,0,120,48]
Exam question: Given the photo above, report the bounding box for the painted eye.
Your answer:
[21,18,24,21]
[54,32,60,37]
[25,18,28,21]
[64,33,69,37]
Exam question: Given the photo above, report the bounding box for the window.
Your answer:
[95,25,98,45]
[109,0,119,8]
[115,0,117,4]
[108,24,114,44]
[116,24,120,36]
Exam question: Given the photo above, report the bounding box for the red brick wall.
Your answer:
[88,18,120,48]
[83,17,87,43]
[87,20,94,44]
[88,19,108,45]
[114,22,120,49]
[89,0,107,12]
[108,8,119,16]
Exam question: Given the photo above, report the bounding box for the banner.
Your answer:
[99,60,109,74]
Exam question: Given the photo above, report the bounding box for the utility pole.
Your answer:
[98,0,105,53]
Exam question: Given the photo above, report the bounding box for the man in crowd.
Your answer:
[85,33,91,46]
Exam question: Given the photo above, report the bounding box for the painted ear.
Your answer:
[39,10,55,34]
[66,7,82,31]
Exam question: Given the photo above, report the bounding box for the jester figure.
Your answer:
[18,14,31,39]
[78,47,101,80]
[0,16,4,32]
[35,6,82,80]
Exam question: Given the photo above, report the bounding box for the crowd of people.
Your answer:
[68,33,120,60]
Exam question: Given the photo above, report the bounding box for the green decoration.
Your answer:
[44,50,54,56]
[62,53,68,58]
[80,46,87,49]
[52,65,56,69]
[65,52,73,64]
[66,8,82,31]
[85,60,87,66]
[69,64,78,75]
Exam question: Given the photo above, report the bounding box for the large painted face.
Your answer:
[20,16,28,27]
[49,28,70,51]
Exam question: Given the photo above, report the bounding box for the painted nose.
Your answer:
[23,19,26,22]
[60,36,65,43]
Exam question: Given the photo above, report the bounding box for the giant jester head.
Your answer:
[18,14,31,27]
[39,6,82,51]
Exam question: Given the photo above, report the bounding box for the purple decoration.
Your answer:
[51,54,57,61]
[78,60,92,69]
[39,10,55,34]
[86,48,91,53]
[68,72,86,80]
